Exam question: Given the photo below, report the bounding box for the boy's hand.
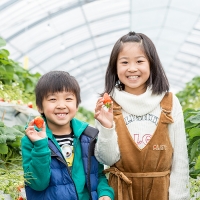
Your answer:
[94,96,113,128]
[99,196,111,200]
[25,119,46,142]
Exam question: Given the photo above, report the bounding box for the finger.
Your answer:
[25,125,35,133]
[28,119,34,126]
[26,129,35,136]
[94,111,100,119]
[96,97,104,106]
[95,102,104,112]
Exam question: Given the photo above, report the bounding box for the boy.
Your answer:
[21,71,114,200]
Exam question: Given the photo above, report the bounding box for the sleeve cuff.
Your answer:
[95,120,116,140]
[33,137,49,152]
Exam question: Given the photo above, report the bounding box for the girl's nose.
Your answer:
[128,64,138,72]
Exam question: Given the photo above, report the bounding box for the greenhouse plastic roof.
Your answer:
[1,0,200,110]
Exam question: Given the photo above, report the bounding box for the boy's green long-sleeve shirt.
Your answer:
[21,118,114,200]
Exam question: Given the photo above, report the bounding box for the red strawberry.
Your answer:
[34,116,44,129]
[103,93,112,108]
[27,102,33,108]
[0,97,4,102]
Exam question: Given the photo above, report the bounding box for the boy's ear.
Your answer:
[37,106,43,114]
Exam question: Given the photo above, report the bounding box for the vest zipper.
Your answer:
[87,136,98,200]
[49,145,79,199]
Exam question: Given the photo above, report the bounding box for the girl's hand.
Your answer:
[94,97,113,128]
[25,119,46,142]
[99,196,111,200]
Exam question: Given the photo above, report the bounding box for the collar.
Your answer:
[112,87,165,116]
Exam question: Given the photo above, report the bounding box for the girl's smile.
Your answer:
[117,42,150,95]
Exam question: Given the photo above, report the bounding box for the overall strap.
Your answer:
[160,92,174,124]
[160,92,172,112]
[112,99,122,116]
[81,126,99,200]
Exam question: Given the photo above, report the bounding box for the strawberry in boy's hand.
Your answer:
[103,93,112,108]
[34,116,44,129]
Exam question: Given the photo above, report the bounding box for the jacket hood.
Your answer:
[70,118,88,138]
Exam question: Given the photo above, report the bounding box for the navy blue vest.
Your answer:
[25,126,99,200]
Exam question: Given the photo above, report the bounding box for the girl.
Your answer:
[94,32,190,200]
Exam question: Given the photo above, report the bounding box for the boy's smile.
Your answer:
[38,91,78,135]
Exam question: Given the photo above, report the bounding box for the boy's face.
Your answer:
[38,91,78,132]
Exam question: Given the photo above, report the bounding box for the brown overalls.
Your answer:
[104,93,174,200]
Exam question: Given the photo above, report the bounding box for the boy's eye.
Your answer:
[66,98,73,100]
[49,98,56,101]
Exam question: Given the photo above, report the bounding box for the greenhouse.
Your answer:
[0,0,200,199]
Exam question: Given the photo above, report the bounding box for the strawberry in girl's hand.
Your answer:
[34,116,44,129]
[103,93,112,108]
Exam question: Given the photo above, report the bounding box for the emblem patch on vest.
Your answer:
[153,144,167,150]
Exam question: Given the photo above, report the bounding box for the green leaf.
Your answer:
[0,143,8,154]
[0,59,11,65]
[7,136,22,148]
[13,125,26,134]
[189,128,200,139]
[0,121,4,127]
[0,64,6,72]
[190,114,200,124]
[0,37,6,47]
[190,140,199,161]
[195,155,200,170]
[184,108,197,117]
[185,120,197,130]
[5,64,14,73]
[0,49,9,57]
[189,169,200,179]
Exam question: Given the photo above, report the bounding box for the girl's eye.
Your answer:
[137,60,143,63]
[122,61,128,64]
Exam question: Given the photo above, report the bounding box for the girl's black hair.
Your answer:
[103,31,169,95]
[35,71,81,111]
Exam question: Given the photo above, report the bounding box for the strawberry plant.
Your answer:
[0,166,26,200]
[176,76,200,198]
[184,108,200,178]
[0,37,41,94]
[0,121,27,199]
[176,76,200,110]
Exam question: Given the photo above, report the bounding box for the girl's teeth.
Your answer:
[128,76,138,79]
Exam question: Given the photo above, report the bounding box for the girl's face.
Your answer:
[38,91,78,134]
[117,42,150,95]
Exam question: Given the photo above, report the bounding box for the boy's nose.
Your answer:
[56,102,67,108]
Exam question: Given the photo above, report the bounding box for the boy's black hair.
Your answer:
[104,31,169,95]
[35,71,81,111]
